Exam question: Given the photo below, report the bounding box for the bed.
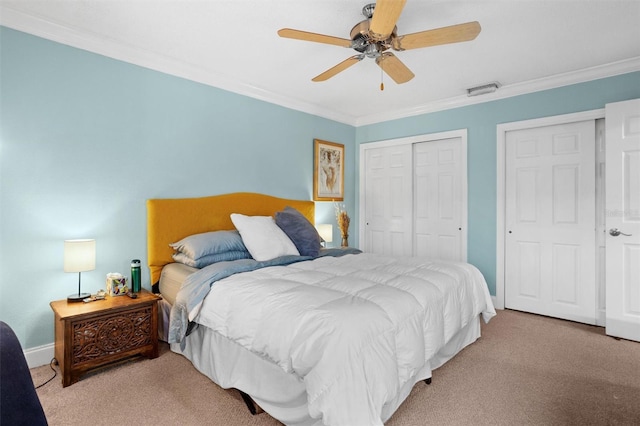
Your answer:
[147,192,496,426]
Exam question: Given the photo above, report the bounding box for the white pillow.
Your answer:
[230,214,300,261]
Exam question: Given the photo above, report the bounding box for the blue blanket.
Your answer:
[168,248,361,344]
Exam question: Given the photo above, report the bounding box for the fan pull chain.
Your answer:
[380,63,384,91]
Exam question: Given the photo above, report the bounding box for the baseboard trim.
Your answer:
[492,296,499,311]
[25,343,55,369]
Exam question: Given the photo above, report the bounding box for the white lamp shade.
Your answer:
[64,239,96,272]
[316,224,333,243]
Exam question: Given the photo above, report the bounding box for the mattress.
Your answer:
[157,263,197,342]
[158,262,197,305]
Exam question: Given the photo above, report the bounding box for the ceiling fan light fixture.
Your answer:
[352,35,369,52]
[364,43,381,58]
[278,1,481,84]
[467,81,501,97]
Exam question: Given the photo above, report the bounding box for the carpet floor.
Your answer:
[31,309,640,425]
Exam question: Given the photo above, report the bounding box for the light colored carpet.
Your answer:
[31,310,640,425]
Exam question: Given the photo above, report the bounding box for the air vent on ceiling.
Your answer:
[467,81,501,97]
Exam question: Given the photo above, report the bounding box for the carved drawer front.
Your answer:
[71,305,153,365]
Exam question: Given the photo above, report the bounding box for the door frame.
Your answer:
[359,129,468,256]
[495,109,604,311]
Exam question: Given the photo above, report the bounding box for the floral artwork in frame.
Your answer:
[313,139,344,201]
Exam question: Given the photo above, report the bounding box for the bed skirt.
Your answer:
[169,314,482,425]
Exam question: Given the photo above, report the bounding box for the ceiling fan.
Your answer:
[277,0,481,86]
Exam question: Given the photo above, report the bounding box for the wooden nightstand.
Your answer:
[50,289,161,387]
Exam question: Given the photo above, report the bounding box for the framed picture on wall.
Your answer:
[313,139,344,201]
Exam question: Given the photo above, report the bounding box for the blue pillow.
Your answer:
[275,207,322,257]
[172,250,252,268]
[169,230,248,260]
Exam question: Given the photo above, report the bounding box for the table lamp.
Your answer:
[316,224,333,248]
[64,239,96,302]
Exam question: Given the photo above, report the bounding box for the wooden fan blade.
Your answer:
[278,28,352,48]
[376,52,414,84]
[369,0,407,41]
[312,55,364,82]
[393,21,481,51]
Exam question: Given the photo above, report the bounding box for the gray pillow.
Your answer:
[172,250,252,268]
[275,206,322,257]
[169,230,248,260]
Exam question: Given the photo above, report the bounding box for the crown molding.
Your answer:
[354,56,640,126]
[0,5,356,125]
[3,5,639,128]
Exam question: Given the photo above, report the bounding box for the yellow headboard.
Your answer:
[146,192,315,286]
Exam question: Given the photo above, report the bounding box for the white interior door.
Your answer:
[363,144,413,255]
[505,120,597,324]
[414,138,466,261]
[361,131,467,259]
[605,99,640,342]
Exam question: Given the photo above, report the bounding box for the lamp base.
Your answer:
[67,292,91,302]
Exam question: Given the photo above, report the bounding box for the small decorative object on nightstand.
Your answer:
[130,259,142,293]
[334,203,350,247]
[50,289,161,387]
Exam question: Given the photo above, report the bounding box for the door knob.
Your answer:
[609,228,632,237]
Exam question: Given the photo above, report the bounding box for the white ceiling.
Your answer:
[2,0,640,125]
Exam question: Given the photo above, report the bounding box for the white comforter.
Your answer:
[194,253,495,425]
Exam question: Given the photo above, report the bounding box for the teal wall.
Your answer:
[0,27,355,348]
[355,72,640,295]
[2,25,639,351]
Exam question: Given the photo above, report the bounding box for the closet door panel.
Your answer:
[363,144,413,255]
[361,132,467,261]
[414,138,464,261]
